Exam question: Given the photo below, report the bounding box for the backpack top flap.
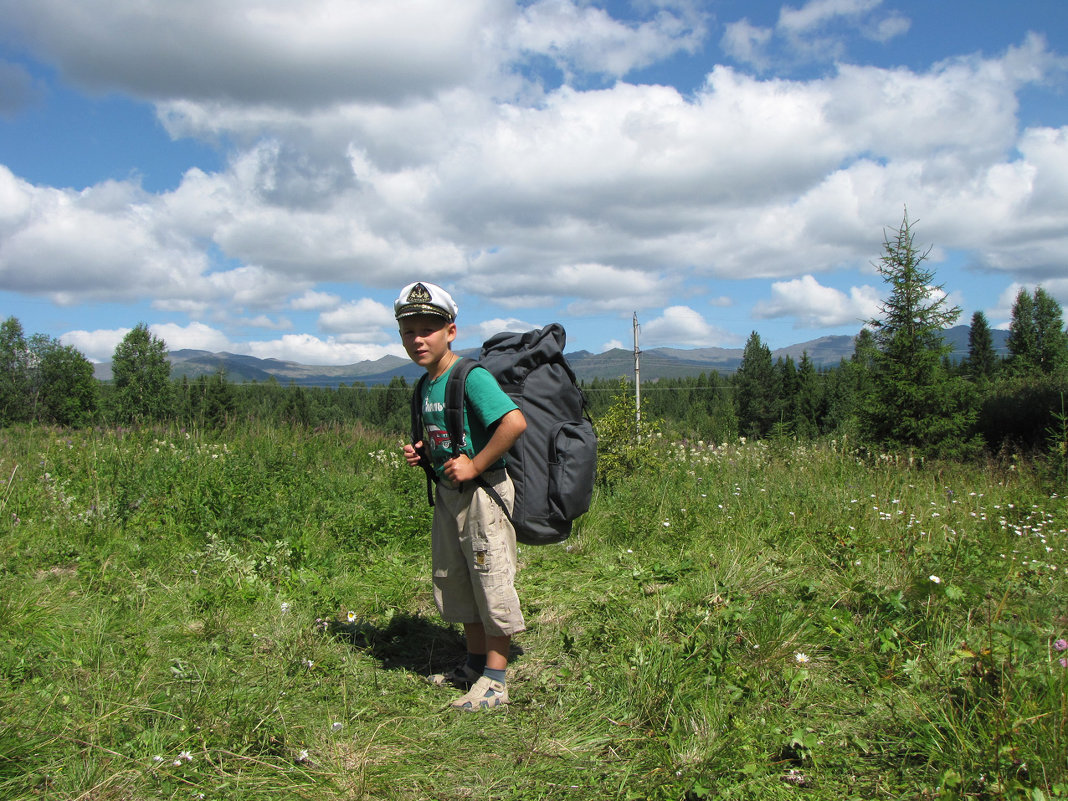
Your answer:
[479,323,575,387]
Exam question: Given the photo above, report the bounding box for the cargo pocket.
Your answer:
[469,522,492,573]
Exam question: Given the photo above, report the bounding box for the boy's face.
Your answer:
[399,314,456,373]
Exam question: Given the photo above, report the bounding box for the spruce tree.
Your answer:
[1006,287,1068,375]
[734,331,778,438]
[204,370,236,429]
[794,352,821,438]
[775,355,798,435]
[966,310,998,380]
[861,211,977,457]
[1006,289,1039,374]
[1033,287,1068,373]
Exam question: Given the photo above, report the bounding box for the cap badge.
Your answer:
[406,283,433,305]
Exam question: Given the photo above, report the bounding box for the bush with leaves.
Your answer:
[593,379,666,485]
[110,323,173,424]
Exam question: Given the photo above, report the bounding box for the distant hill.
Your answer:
[92,325,1009,386]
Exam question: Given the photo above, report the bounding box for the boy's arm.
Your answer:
[443,408,526,484]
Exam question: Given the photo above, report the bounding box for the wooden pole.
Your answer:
[633,312,641,431]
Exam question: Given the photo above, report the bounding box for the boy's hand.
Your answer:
[403,441,425,467]
[443,454,479,484]
[442,409,526,485]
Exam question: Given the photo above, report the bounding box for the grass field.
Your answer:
[0,424,1065,800]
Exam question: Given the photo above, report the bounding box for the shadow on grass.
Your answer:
[329,613,523,677]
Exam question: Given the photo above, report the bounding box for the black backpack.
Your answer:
[410,323,597,545]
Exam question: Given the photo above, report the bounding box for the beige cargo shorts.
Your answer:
[431,469,526,637]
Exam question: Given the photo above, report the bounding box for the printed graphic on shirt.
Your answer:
[425,423,467,456]
[427,424,451,451]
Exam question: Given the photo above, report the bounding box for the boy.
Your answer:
[397,281,527,711]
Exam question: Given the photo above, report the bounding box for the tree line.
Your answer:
[2,214,1066,459]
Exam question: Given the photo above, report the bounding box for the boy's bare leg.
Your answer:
[463,622,510,670]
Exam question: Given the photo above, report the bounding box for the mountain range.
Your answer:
[92,325,1009,386]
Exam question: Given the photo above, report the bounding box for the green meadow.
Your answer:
[1,424,1065,800]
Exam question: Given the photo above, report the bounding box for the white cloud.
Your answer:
[753,274,881,328]
[317,298,397,342]
[59,327,132,363]
[727,0,909,69]
[512,0,706,79]
[869,13,910,43]
[473,317,538,343]
[641,306,738,347]
[0,167,209,304]
[150,321,233,353]
[721,20,774,69]
[238,314,293,330]
[0,0,512,107]
[777,0,883,36]
[58,321,232,362]
[291,289,341,311]
[243,333,401,365]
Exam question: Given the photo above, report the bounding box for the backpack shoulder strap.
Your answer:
[411,373,437,506]
[445,358,515,519]
[444,357,478,457]
[411,372,428,447]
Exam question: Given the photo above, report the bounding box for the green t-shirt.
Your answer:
[419,362,518,477]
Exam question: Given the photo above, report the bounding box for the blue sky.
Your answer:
[1,0,1066,364]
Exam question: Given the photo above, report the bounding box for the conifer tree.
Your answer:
[794,352,821,438]
[204,370,236,429]
[861,211,977,457]
[1006,288,1039,374]
[1033,287,1068,373]
[966,310,998,380]
[1007,287,1068,375]
[734,331,778,437]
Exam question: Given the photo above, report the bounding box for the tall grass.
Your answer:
[1,425,1065,799]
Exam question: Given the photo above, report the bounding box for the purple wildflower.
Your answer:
[1054,638,1068,652]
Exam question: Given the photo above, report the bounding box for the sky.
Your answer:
[1,0,1066,365]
